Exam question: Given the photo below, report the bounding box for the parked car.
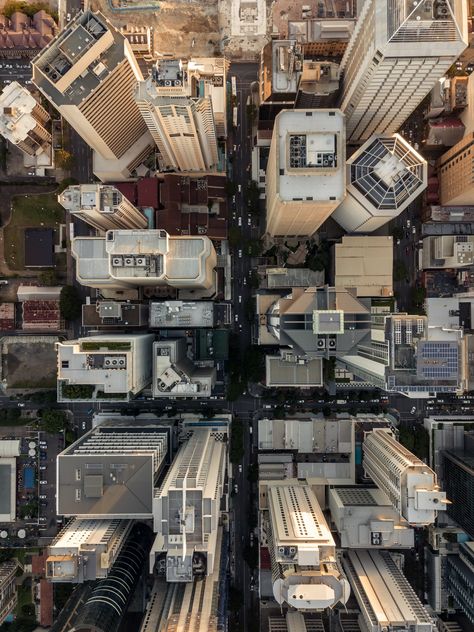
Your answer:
[238,464,242,474]
[39,480,47,485]
[410,406,416,414]
[39,495,47,500]
[17,403,25,407]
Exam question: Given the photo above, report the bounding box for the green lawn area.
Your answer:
[4,193,64,271]
[16,582,33,615]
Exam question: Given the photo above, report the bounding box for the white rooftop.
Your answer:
[0,82,41,144]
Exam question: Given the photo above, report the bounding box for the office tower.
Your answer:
[265,109,345,238]
[334,236,393,297]
[342,550,435,632]
[57,420,169,518]
[0,81,51,159]
[332,135,427,233]
[447,541,474,624]
[149,301,215,328]
[363,428,447,526]
[72,229,217,292]
[151,427,227,582]
[328,487,414,549]
[152,339,216,398]
[82,300,149,329]
[59,184,147,232]
[70,523,153,632]
[422,234,474,270]
[339,0,468,143]
[438,133,474,205]
[46,519,133,582]
[32,11,153,181]
[57,333,155,402]
[135,57,227,172]
[0,561,18,626]
[443,450,474,538]
[263,481,350,611]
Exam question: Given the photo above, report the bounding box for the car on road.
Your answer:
[238,184,242,192]
[243,277,247,285]
[234,313,239,322]
[248,217,251,225]
[410,406,416,414]
[17,403,25,407]
[412,225,416,234]
[238,217,242,226]
[39,495,47,500]
[39,480,47,485]
[82,422,86,430]
[39,466,46,471]
[396,239,400,245]
[406,219,411,228]
[238,249,242,258]
[238,295,242,303]
[234,484,238,494]
[232,195,236,205]
[238,464,242,474]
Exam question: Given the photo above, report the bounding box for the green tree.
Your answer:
[55,149,75,170]
[39,270,58,286]
[40,409,67,433]
[391,226,404,240]
[57,177,79,193]
[59,285,82,320]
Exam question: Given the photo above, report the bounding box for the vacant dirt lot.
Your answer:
[3,339,57,389]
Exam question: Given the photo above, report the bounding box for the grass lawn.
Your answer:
[4,193,64,271]
[16,581,33,615]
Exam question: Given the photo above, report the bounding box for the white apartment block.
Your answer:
[263,481,350,611]
[57,333,154,402]
[328,487,414,549]
[0,81,51,160]
[71,229,217,291]
[46,518,133,582]
[339,0,468,143]
[135,58,226,172]
[342,549,435,632]
[151,426,228,582]
[32,11,154,181]
[265,109,345,238]
[152,339,216,399]
[59,184,147,232]
[363,428,447,526]
[332,135,427,233]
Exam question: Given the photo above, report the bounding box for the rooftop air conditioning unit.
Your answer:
[135,257,147,266]
[112,256,123,266]
[317,339,326,349]
[278,546,285,555]
[175,80,182,86]
[118,358,126,366]
[124,257,135,266]
[328,339,336,349]
[165,80,172,86]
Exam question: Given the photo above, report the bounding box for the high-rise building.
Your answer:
[332,135,427,233]
[443,450,474,538]
[342,550,435,632]
[58,184,147,232]
[152,338,216,398]
[151,425,228,582]
[262,481,350,611]
[363,428,447,526]
[328,487,414,549]
[57,333,155,402]
[265,109,345,238]
[72,229,217,292]
[46,519,133,582]
[135,58,226,172]
[0,81,51,160]
[0,561,18,626]
[57,420,170,518]
[438,133,474,205]
[339,0,468,143]
[447,541,474,625]
[32,11,153,181]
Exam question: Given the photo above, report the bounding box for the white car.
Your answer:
[17,403,25,408]
[238,464,242,473]
[238,184,242,192]
[248,217,251,226]
[410,406,416,414]
[238,217,242,226]
[82,422,86,430]
[234,313,239,322]
[234,484,239,494]
[39,495,47,500]
[406,219,411,228]
[238,295,242,303]
[238,249,242,258]
[40,480,47,485]
[412,226,416,234]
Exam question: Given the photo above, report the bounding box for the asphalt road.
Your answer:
[0,60,33,88]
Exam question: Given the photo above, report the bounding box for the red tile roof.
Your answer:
[40,578,53,627]
[137,177,159,208]
[22,300,61,330]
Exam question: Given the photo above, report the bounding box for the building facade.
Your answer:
[265,109,345,238]
[59,184,147,232]
[32,11,153,181]
[339,0,468,143]
[438,133,474,205]
[0,81,51,159]
[443,450,474,538]
[0,561,18,626]
[136,58,226,172]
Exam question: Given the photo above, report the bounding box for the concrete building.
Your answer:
[334,236,393,298]
[328,487,414,549]
[332,135,427,233]
[339,0,468,143]
[57,420,170,519]
[265,353,323,388]
[152,338,216,398]
[57,333,154,402]
[342,549,435,632]
[0,561,18,626]
[422,234,474,270]
[261,481,350,611]
[0,440,20,523]
[438,133,474,205]
[151,425,228,582]
[149,301,215,329]
[59,184,147,232]
[72,229,217,292]
[82,300,149,329]
[423,416,473,480]
[447,541,474,625]
[363,428,447,526]
[0,81,51,161]
[135,57,227,172]
[46,518,133,583]
[32,11,153,181]
[265,109,345,238]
